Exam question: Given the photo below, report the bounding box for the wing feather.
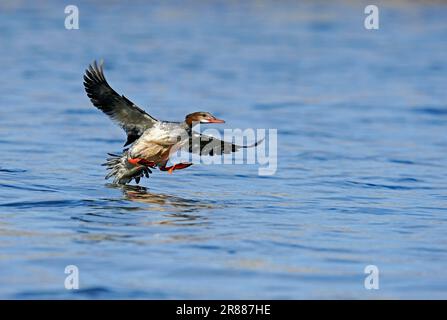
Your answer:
[187,132,262,156]
[83,60,158,146]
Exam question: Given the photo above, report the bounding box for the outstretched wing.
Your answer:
[187,132,262,156]
[83,60,158,146]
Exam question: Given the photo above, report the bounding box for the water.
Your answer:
[0,0,446,299]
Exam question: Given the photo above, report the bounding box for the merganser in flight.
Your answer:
[83,61,260,184]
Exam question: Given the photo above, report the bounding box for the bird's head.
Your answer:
[185,111,225,127]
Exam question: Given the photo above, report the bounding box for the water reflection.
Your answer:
[103,183,217,226]
[110,183,217,212]
[68,185,217,244]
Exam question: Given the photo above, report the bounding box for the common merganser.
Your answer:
[83,61,260,185]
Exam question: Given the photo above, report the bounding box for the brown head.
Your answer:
[185,111,225,127]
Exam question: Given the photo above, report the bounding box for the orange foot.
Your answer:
[159,162,193,174]
[128,158,156,168]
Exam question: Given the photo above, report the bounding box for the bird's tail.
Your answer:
[102,151,152,185]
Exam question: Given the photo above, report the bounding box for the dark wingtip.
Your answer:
[84,59,106,85]
[242,138,265,148]
[253,137,265,147]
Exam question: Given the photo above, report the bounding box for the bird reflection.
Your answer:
[106,183,217,226]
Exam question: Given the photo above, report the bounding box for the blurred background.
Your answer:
[0,0,446,299]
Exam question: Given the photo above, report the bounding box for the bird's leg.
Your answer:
[159,162,193,174]
[159,165,174,174]
[172,162,193,171]
[128,158,156,168]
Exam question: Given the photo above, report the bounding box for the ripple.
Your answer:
[344,180,432,191]
[0,199,87,208]
[14,286,167,299]
[0,183,60,193]
[0,168,27,173]
[414,107,447,116]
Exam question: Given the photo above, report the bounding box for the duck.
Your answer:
[83,60,260,184]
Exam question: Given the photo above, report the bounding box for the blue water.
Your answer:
[0,0,446,299]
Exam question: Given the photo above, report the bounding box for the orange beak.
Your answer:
[207,117,225,123]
